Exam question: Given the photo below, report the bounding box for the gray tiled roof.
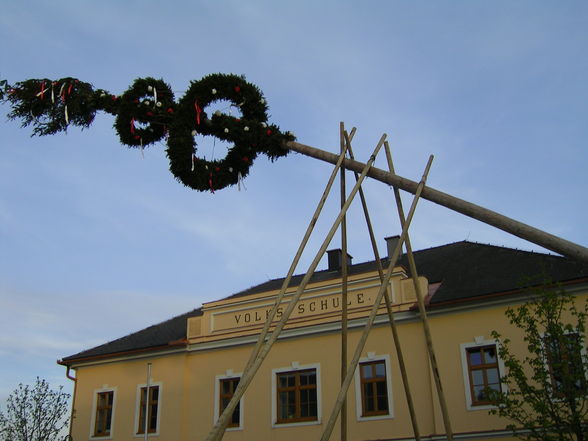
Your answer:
[60,241,588,364]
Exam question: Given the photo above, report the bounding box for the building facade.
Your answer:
[59,240,588,441]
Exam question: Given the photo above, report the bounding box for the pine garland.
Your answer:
[2,74,294,192]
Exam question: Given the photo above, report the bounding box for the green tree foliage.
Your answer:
[0,377,70,441]
[490,284,588,441]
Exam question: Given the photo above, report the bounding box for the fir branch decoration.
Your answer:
[1,73,294,193]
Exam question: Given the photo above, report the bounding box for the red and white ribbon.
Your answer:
[208,172,215,193]
[36,81,46,100]
[195,100,202,126]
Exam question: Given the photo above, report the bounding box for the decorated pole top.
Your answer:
[0,74,294,192]
[2,73,588,263]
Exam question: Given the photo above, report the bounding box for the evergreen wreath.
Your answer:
[2,73,294,193]
[114,77,175,148]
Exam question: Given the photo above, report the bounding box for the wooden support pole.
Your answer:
[320,155,433,441]
[385,142,454,440]
[345,135,421,441]
[206,134,386,441]
[206,134,351,441]
[339,123,349,441]
[284,140,588,263]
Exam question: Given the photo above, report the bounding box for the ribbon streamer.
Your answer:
[59,83,66,102]
[208,172,215,193]
[130,117,136,134]
[195,100,202,126]
[36,81,46,100]
[237,171,246,191]
[191,154,195,171]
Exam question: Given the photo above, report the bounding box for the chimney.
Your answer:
[385,235,401,259]
[327,249,353,271]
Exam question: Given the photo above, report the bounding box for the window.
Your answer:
[137,385,159,434]
[219,378,241,428]
[465,345,502,406]
[460,339,505,410]
[276,369,318,423]
[544,332,586,397]
[354,354,393,420]
[359,360,389,416]
[93,390,114,437]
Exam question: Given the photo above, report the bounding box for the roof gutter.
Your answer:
[58,339,188,367]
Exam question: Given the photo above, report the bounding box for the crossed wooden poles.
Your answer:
[205,124,587,441]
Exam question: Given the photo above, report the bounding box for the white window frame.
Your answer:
[271,362,322,428]
[460,337,506,411]
[354,353,394,421]
[90,386,117,440]
[214,371,244,431]
[133,381,163,437]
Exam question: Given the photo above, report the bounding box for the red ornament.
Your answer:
[167,107,174,114]
[134,135,140,140]
[242,156,249,163]
[266,129,272,136]
[215,167,220,172]
[112,96,118,101]
[134,99,139,104]
[234,86,241,93]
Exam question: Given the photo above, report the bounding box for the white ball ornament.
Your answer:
[156,101,162,107]
[191,130,198,136]
[143,99,151,105]
[261,122,267,128]
[147,85,153,92]
[214,110,222,116]
[229,167,233,172]
[224,128,230,133]
[212,88,217,95]
[260,98,265,104]
[244,126,250,132]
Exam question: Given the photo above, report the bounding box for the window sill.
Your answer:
[226,427,243,432]
[357,413,393,422]
[134,431,160,438]
[272,419,321,428]
[467,403,498,411]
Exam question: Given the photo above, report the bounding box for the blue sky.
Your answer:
[1,1,587,408]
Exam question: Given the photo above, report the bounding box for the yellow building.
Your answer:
[59,239,588,441]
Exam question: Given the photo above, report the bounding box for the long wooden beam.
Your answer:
[285,140,588,263]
